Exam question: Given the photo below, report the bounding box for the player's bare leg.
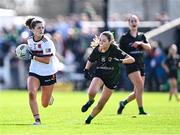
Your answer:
[41,85,54,108]
[85,86,112,124]
[27,76,41,125]
[129,72,146,114]
[118,71,146,115]
[81,78,103,112]
[171,78,180,102]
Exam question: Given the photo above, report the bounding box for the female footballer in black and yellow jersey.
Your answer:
[117,15,151,115]
[81,31,135,124]
[162,44,180,102]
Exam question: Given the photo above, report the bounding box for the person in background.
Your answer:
[162,44,180,102]
[117,14,151,115]
[81,31,135,124]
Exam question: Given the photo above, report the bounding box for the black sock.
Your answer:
[139,107,145,113]
[123,100,128,106]
[89,99,95,104]
[86,115,94,124]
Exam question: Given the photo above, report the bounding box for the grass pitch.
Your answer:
[0,90,180,135]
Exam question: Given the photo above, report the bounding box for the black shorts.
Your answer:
[168,70,177,79]
[125,62,145,76]
[29,72,57,86]
[95,75,119,90]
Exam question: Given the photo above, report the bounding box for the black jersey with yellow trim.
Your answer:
[164,55,180,72]
[88,44,127,80]
[119,31,148,64]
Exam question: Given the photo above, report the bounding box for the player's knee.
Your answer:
[42,102,48,108]
[29,91,36,100]
[136,83,144,92]
[138,87,144,92]
[88,91,96,97]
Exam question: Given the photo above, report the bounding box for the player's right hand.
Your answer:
[84,69,93,80]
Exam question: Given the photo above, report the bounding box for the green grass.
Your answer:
[0,90,180,135]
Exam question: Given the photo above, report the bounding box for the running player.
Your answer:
[25,17,58,125]
[81,31,135,124]
[162,44,180,102]
[117,14,151,115]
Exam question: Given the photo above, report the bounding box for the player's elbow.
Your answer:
[147,46,152,51]
[123,55,135,64]
[128,55,135,64]
[145,44,152,51]
[42,102,48,108]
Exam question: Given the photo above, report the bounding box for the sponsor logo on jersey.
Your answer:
[113,85,118,89]
[45,48,51,53]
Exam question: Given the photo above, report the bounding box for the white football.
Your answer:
[15,44,30,60]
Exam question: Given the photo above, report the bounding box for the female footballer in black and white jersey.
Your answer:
[25,17,59,125]
[162,44,180,102]
[81,31,135,124]
[117,15,151,115]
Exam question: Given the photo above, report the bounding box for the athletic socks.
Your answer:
[138,107,147,115]
[85,115,94,124]
[81,99,95,112]
[117,100,128,114]
[118,100,147,115]
[123,100,128,106]
[33,114,41,125]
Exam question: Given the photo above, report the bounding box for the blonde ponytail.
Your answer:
[90,35,99,48]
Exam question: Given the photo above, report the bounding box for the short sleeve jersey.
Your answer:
[88,44,127,82]
[27,35,58,76]
[119,31,148,64]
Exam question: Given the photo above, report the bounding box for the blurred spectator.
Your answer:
[155,12,170,24]
[52,32,65,57]
[162,44,180,101]
[145,41,166,91]
[55,15,70,39]
[82,2,97,21]
[175,25,180,54]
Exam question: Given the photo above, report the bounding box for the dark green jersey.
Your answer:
[88,44,127,88]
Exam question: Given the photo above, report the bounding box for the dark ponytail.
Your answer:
[25,18,35,29]
[25,17,44,29]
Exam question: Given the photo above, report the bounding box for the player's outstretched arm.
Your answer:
[121,54,135,64]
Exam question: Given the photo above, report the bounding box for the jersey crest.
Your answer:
[38,44,42,48]
[101,57,106,62]
[108,57,113,62]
